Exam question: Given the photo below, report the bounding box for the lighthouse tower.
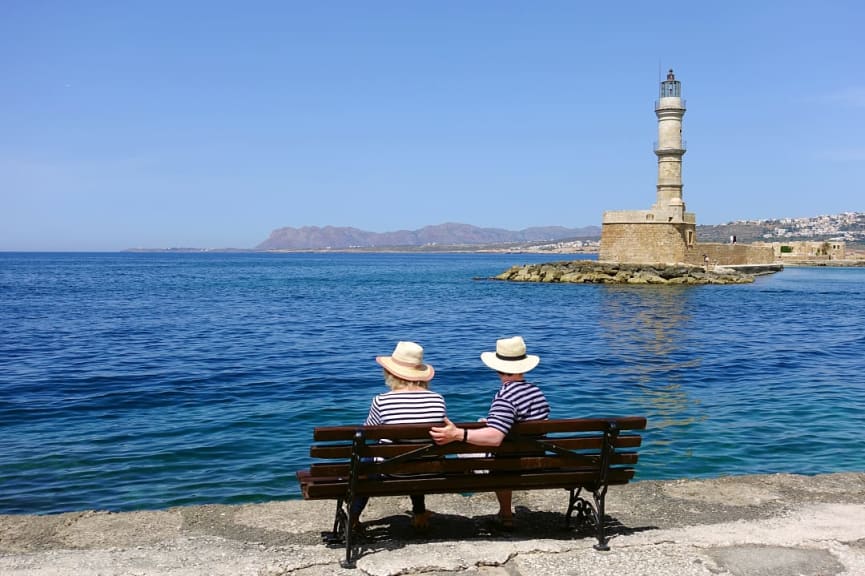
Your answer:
[599,69,696,264]
[598,70,776,267]
[653,69,687,220]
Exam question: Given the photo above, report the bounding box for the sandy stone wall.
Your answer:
[754,241,847,260]
[600,224,775,266]
[685,243,775,266]
[599,222,694,263]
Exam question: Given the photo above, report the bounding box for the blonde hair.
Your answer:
[384,370,429,390]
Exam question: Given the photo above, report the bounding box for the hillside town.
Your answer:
[740,212,865,242]
[508,212,865,256]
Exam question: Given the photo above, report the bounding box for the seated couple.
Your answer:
[352,336,550,531]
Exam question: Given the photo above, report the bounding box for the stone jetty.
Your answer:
[491,260,782,285]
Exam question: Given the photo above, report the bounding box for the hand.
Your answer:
[429,417,460,445]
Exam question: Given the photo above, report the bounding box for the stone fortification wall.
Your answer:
[754,241,846,261]
[600,222,693,264]
[685,243,775,266]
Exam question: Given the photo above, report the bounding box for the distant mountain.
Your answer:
[256,223,602,250]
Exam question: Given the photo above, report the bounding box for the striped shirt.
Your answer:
[486,379,550,435]
[365,390,447,426]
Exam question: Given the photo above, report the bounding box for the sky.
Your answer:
[2,1,864,251]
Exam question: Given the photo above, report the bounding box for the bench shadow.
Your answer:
[331,507,659,561]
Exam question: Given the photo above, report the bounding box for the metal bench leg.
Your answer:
[340,431,364,568]
[320,496,360,568]
[565,487,582,527]
[342,508,355,568]
[334,498,346,538]
[566,486,610,550]
[323,498,347,545]
[592,486,610,551]
[323,498,357,568]
[324,499,356,568]
[566,487,594,529]
[588,420,617,551]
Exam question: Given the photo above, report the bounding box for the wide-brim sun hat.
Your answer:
[480,336,540,374]
[376,341,435,382]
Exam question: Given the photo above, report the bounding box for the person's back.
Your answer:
[485,377,549,435]
[353,341,445,530]
[430,336,548,529]
[367,388,446,427]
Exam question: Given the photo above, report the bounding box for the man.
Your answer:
[430,336,549,529]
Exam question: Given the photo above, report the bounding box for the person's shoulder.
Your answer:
[503,379,538,391]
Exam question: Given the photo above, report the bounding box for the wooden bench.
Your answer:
[297,416,647,567]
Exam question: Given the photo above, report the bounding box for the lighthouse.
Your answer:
[599,69,696,264]
[653,69,687,220]
[598,69,776,267]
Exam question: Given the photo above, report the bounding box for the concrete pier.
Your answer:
[2,472,864,575]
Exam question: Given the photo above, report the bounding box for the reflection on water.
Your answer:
[598,286,704,432]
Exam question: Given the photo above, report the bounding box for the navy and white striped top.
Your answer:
[365,390,447,426]
[486,379,550,435]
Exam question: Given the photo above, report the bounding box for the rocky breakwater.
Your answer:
[492,260,763,284]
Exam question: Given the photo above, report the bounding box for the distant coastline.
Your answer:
[121,246,865,267]
[124,239,601,255]
[124,212,865,254]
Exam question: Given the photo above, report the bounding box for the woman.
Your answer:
[352,341,446,530]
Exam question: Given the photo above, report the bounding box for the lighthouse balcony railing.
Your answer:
[655,98,687,110]
[654,140,687,153]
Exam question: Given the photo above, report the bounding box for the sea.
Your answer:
[1,251,864,515]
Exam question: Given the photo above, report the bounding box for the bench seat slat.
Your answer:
[307,451,640,478]
[301,468,636,499]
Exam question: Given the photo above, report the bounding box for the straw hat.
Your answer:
[376,341,435,382]
[480,336,540,374]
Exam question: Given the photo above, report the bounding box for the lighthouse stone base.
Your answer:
[599,209,696,264]
[599,210,775,266]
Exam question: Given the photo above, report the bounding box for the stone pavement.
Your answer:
[1,472,864,575]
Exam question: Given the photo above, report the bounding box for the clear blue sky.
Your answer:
[2,1,863,251]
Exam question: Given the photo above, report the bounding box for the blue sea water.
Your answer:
[1,252,864,515]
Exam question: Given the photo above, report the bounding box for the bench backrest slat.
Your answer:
[309,433,642,460]
[312,416,647,442]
